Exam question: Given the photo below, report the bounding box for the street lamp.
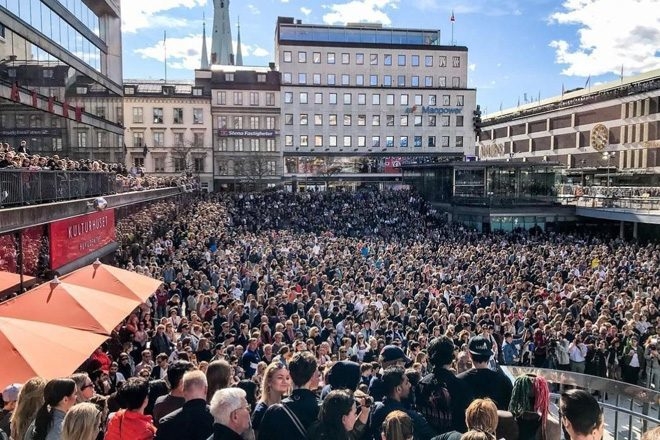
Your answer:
[602,152,615,188]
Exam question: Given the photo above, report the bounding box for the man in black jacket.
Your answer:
[155,370,213,440]
[257,351,320,440]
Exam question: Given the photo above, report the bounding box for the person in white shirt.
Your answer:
[568,335,588,374]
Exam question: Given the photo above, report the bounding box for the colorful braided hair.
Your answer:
[508,374,550,439]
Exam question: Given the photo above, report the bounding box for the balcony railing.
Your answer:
[0,170,121,207]
[503,366,660,439]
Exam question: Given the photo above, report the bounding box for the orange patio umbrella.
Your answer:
[0,271,35,294]
[0,280,141,334]
[0,316,108,384]
[61,260,162,303]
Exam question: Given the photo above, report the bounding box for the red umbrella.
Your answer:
[0,271,35,296]
[0,279,141,334]
[62,261,162,303]
[0,317,108,384]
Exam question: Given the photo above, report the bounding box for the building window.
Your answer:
[343,93,352,104]
[249,139,259,151]
[284,92,293,103]
[383,75,392,86]
[411,76,419,87]
[249,116,260,129]
[343,136,351,147]
[414,136,422,147]
[313,73,322,84]
[457,95,465,106]
[193,108,204,124]
[193,132,205,147]
[441,136,450,147]
[233,92,243,105]
[153,131,164,147]
[153,108,163,124]
[372,115,380,126]
[372,94,380,105]
[285,135,293,146]
[438,76,447,87]
[298,73,307,84]
[439,56,447,67]
[174,157,186,171]
[234,139,244,151]
[330,93,337,104]
[414,115,422,127]
[386,115,394,126]
[425,76,433,87]
[344,114,352,126]
[386,94,395,105]
[398,54,406,66]
[174,132,184,147]
[218,139,228,152]
[428,115,436,126]
[285,114,293,125]
[372,136,380,147]
[412,55,420,66]
[315,135,323,147]
[400,94,409,105]
[314,114,323,125]
[257,73,267,82]
[43,69,54,78]
[133,157,144,167]
[453,56,461,67]
[282,73,292,83]
[428,136,436,147]
[266,139,276,151]
[266,117,276,129]
[358,136,366,147]
[358,93,366,105]
[132,107,143,123]
[329,114,337,126]
[217,116,228,128]
[342,53,350,64]
[384,54,392,66]
[173,108,184,124]
[456,115,464,127]
[250,92,259,106]
[300,114,308,125]
[341,74,350,85]
[328,74,336,85]
[266,92,275,106]
[77,131,87,148]
[357,115,366,126]
[428,95,437,106]
[194,157,204,172]
[283,51,292,62]
[327,52,335,64]
[313,52,321,63]
[356,53,364,64]
[400,136,408,147]
[443,95,450,106]
[154,156,165,172]
[300,92,308,104]
[452,77,461,87]
[298,51,307,63]
[370,75,378,86]
[300,135,308,146]
[441,115,450,127]
[225,73,234,81]
[356,74,364,86]
[329,135,337,147]
[415,94,423,105]
[425,55,433,67]
[400,115,408,126]
[370,54,378,65]
[456,136,464,148]
[314,93,323,104]
[386,136,394,147]
[133,131,144,147]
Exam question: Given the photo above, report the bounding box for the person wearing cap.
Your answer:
[0,383,21,436]
[457,336,512,410]
[369,345,410,403]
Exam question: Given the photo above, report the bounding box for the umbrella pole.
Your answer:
[16,231,24,294]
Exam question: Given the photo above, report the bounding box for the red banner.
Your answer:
[49,210,116,270]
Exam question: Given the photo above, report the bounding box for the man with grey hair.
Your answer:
[209,387,251,440]
[156,370,213,440]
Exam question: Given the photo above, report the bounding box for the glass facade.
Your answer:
[285,155,444,175]
[279,25,441,46]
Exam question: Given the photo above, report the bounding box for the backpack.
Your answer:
[417,374,453,433]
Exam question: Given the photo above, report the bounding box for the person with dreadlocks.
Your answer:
[497,374,561,440]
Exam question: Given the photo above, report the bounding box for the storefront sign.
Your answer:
[404,106,463,114]
[49,210,116,269]
[218,129,278,137]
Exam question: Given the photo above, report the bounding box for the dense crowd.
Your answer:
[2,189,660,440]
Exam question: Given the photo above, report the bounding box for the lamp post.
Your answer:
[602,152,615,188]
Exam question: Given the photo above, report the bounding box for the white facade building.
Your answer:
[275,17,477,185]
[122,81,214,189]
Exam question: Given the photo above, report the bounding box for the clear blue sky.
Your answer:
[120,0,660,115]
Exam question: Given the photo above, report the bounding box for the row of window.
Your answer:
[216,138,278,152]
[216,160,278,176]
[132,131,207,148]
[216,91,277,106]
[284,135,463,149]
[283,91,465,106]
[282,51,461,68]
[282,72,461,88]
[217,116,277,130]
[149,157,206,173]
[132,107,205,125]
[283,113,464,127]
[222,72,269,83]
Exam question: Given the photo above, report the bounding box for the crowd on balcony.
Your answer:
[558,184,660,199]
[2,190,660,440]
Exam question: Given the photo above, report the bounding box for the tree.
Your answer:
[233,151,278,192]
[170,140,207,177]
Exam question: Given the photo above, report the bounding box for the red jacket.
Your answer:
[104,410,156,440]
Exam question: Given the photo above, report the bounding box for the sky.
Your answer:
[120,0,660,116]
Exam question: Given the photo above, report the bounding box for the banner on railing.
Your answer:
[49,210,116,270]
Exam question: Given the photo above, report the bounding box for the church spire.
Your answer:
[201,13,209,69]
[235,17,243,66]
[211,0,233,65]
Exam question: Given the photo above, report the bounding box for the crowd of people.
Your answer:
[2,188,660,440]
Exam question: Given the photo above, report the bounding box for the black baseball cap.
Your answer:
[468,336,493,357]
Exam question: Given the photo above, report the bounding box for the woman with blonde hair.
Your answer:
[251,362,290,433]
[10,378,46,440]
[61,403,101,440]
[381,410,413,440]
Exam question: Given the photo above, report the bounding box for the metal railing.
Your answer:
[502,366,660,439]
[558,195,660,212]
[0,170,121,207]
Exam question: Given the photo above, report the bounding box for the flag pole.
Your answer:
[164,30,167,83]
[450,10,455,45]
